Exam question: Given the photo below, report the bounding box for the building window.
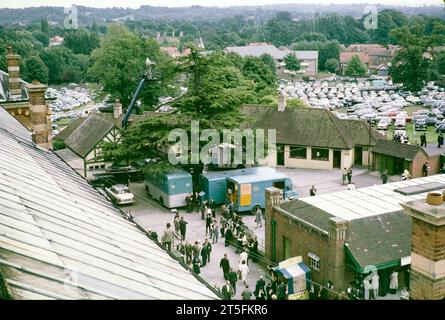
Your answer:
[311,148,329,161]
[308,252,320,271]
[290,146,307,159]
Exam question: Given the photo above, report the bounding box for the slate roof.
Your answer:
[372,139,427,160]
[294,51,319,60]
[225,44,286,60]
[53,117,86,142]
[345,211,411,270]
[279,200,333,232]
[242,104,382,149]
[0,108,218,300]
[64,114,115,158]
[341,119,385,146]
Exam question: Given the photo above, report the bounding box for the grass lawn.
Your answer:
[55,118,72,126]
[380,122,439,144]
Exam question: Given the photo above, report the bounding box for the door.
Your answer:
[333,150,341,168]
[277,144,285,166]
[354,147,363,165]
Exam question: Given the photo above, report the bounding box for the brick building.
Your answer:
[402,194,445,300]
[0,46,53,149]
[372,140,442,178]
[265,174,445,297]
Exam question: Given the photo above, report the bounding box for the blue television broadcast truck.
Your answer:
[200,167,299,213]
[145,170,193,208]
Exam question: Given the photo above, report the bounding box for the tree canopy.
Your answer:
[345,55,368,77]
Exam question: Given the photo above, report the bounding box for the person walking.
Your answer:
[423,162,430,177]
[192,241,201,259]
[173,212,180,235]
[200,239,211,267]
[381,169,389,184]
[205,212,213,236]
[221,280,234,300]
[420,132,427,147]
[161,223,177,251]
[389,270,399,295]
[255,276,266,296]
[241,285,253,300]
[209,198,216,218]
[342,167,348,185]
[238,260,249,287]
[309,185,317,196]
[277,282,287,300]
[220,253,231,280]
[212,222,219,244]
[200,201,207,220]
[402,169,411,181]
[179,216,188,240]
[347,168,353,184]
[192,255,201,274]
[185,193,192,213]
[239,250,248,266]
[193,192,200,212]
[228,268,238,295]
[438,133,444,148]
[185,241,193,266]
[255,207,263,229]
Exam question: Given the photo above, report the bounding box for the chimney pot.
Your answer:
[426,192,443,206]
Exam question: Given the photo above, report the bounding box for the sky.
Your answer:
[0,0,443,9]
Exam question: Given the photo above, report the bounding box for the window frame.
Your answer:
[289,146,307,159]
[311,148,330,161]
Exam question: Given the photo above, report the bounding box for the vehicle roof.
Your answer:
[165,171,192,180]
[200,167,275,181]
[112,184,130,191]
[227,168,290,184]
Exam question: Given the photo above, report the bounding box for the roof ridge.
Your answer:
[327,110,354,149]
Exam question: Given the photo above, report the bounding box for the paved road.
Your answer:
[128,182,268,300]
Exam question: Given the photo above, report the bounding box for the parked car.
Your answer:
[414,119,427,131]
[105,184,135,205]
[436,123,445,133]
[377,119,389,130]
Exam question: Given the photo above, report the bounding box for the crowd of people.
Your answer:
[156,194,283,300]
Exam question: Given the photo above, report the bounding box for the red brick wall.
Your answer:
[266,208,329,286]
[411,219,445,262]
[411,154,440,179]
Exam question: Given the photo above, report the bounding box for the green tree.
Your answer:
[64,29,99,55]
[325,58,340,73]
[390,25,445,92]
[22,55,49,83]
[88,24,176,108]
[284,53,301,71]
[103,47,269,174]
[345,55,367,78]
[259,53,277,75]
[40,18,49,35]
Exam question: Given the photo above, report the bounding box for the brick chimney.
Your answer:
[113,99,123,119]
[6,45,22,99]
[326,217,348,297]
[401,192,445,300]
[26,80,52,149]
[278,93,286,112]
[265,187,283,262]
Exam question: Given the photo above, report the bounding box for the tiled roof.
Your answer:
[225,44,286,60]
[0,108,218,300]
[372,140,427,160]
[242,105,381,149]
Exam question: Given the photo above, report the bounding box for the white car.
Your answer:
[105,184,135,205]
[377,119,389,130]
